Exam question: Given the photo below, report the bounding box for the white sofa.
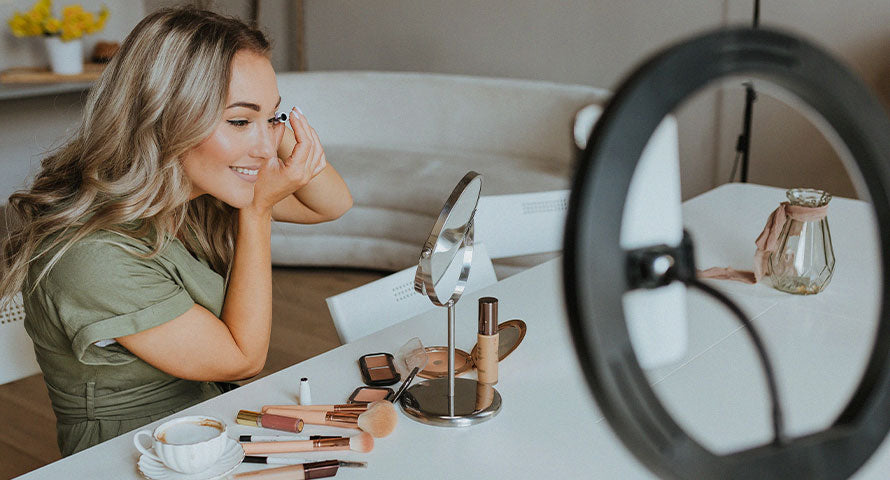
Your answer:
[273,71,609,276]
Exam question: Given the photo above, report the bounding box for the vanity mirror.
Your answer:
[400,171,502,427]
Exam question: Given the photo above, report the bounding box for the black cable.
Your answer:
[685,277,785,445]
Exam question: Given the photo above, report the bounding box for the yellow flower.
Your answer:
[42,17,62,34]
[33,4,51,21]
[60,23,81,41]
[8,15,29,37]
[7,1,109,38]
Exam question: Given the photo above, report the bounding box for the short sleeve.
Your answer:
[41,237,195,365]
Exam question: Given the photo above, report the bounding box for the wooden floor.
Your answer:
[0,266,384,480]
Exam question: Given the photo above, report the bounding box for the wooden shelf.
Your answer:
[0,63,104,101]
[0,63,104,84]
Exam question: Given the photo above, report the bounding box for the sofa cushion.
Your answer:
[271,144,571,274]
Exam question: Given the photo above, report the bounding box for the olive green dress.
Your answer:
[22,230,227,456]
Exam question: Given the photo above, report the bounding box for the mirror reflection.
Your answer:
[426,174,482,301]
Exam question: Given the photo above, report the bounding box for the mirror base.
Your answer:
[400,377,501,427]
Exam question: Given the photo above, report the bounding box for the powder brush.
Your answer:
[263,400,398,438]
[240,432,374,455]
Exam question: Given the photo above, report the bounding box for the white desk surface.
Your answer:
[17,183,890,479]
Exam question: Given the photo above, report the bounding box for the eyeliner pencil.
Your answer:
[243,456,310,465]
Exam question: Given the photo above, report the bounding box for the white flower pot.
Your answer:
[45,37,84,75]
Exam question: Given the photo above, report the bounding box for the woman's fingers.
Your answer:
[279,106,326,184]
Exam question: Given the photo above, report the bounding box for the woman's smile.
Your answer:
[230,165,260,182]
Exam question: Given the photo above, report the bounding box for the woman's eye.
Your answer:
[227,120,249,127]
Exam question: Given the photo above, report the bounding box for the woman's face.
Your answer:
[182,50,282,208]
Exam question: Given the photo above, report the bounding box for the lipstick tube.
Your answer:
[241,437,352,455]
[262,407,361,429]
[236,410,304,433]
[476,297,499,385]
[233,460,340,479]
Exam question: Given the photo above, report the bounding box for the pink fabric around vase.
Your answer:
[698,201,828,284]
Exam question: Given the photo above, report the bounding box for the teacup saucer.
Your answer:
[137,436,244,480]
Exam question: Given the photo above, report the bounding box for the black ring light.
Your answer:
[563,27,890,479]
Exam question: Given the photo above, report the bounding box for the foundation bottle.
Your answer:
[476,297,499,385]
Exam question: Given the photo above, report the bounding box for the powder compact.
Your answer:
[417,347,474,379]
[348,386,394,404]
[358,352,401,386]
[419,319,527,379]
[471,319,527,363]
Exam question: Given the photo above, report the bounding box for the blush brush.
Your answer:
[263,400,398,438]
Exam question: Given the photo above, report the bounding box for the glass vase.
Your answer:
[768,188,835,295]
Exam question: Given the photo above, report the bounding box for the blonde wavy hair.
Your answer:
[0,8,269,306]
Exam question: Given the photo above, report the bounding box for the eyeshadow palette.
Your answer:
[358,352,401,386]
[347,386,394,404]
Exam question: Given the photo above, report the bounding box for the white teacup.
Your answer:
[133,415,228,474]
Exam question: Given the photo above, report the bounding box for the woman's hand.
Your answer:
[249,107,327,214]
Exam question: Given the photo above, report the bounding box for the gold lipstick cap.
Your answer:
[478,297,498,335]
[236,410,261,427]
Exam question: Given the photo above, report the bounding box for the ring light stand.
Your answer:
[563,27,890,479]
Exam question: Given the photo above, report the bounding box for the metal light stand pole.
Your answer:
[737,0,761,183]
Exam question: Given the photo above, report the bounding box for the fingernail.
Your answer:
[295,106,304,116]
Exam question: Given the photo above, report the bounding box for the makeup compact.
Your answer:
[358,352,401,386]
[419,318,527,379]
[417,347,474,379]
[471,319,527,363]
[348,386,394,404]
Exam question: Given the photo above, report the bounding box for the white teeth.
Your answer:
[230,166,259,176]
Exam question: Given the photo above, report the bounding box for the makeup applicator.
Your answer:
[241,432,374,455]
[263,404,368,413]
[263,400,398,438]
[233,460,366,480]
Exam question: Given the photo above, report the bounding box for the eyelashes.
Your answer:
[269,111,288,125]
[227,111,287,128]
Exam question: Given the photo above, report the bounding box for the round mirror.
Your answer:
[415,171,483,306]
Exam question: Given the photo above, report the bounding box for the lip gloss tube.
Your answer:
[237,410,304,433]
[476,297,499,385]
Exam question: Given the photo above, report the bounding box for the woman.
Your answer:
[0,8,352,456]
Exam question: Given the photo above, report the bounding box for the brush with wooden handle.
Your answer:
[262,400,397,438]
[240,432,374,455]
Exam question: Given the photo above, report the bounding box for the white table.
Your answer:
[17,183,890,479]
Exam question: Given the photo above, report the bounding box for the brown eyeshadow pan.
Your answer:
[363,355,389,368]
[348,386,394,404]
[358,352,401,386]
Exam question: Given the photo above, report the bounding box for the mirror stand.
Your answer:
[401,297,502,427]
[400,171,502,427]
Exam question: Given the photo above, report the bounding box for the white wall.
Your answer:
[3,1,890,201]
[303,0,890,200]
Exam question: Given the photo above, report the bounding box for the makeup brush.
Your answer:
[243,456,367,467]
[356,400,398,438]
[233,460,367,479]
[241,432,374,455]
[264,400,398,438]
[262,403,368,413]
